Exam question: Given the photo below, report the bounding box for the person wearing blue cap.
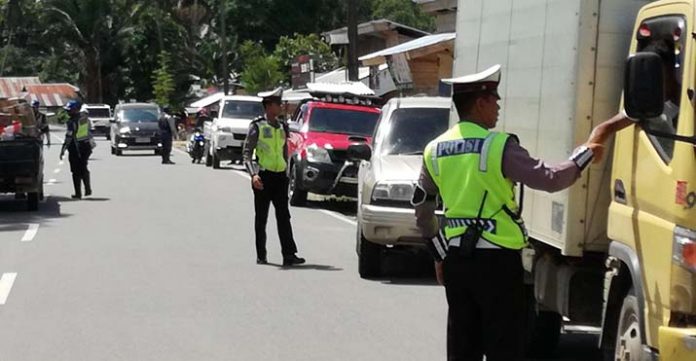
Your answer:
[60,100,93,199]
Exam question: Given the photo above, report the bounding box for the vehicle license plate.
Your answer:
[136,137,150,143]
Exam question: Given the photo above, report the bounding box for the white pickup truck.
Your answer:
[205,95,264,169]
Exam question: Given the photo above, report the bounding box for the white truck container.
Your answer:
[453,0,648,257]
[452,0,653,356]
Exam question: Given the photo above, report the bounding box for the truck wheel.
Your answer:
[611,294,643,361]
[288,165,307,207]
[27,192,39,211]
[358,227,382,279]
[212,151,221,169]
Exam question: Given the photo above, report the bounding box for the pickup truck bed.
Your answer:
[0,138,44,211]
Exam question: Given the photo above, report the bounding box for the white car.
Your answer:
[83,104,112,139]
[206,95,264,168]
[351,96,452,278]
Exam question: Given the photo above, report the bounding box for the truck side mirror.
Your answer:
[347,143,372,161]
[624,52,664,120]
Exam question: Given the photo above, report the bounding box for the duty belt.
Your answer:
[448,236,501,250]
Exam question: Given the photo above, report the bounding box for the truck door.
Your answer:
[610,10,695,347]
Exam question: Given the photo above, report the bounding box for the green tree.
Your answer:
[370,0,435,32]
[273,33,338,79]
[152,51,175,106]
[239,40,284,94]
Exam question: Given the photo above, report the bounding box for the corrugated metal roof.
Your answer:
[359,32,456,65]
[0,77,41,98]
[24,83,80,107]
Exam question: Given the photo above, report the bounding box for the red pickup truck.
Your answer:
[286,99,381,206]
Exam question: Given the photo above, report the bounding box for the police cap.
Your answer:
[442,64,502,99]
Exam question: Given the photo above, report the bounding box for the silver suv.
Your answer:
[350,97,452,278]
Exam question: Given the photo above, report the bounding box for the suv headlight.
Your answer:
[119,126,131,134]
[371,181,415,201]
[306,144,332,163]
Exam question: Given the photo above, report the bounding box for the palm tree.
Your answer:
[44,0,144,102]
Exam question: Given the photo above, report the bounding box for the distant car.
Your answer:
[83,104,112,139]
[206,95,264,168]
[110,103,163,156]
[351,96,452,278]
[286,98,381,206]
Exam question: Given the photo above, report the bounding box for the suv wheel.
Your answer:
[288,164,307,206]
[357,224,381,279]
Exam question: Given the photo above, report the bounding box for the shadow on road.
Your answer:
[260,262,343,271]
[0,195,72,224]
[306,199,357,217]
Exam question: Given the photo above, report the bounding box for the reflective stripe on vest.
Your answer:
[423,122,527,250]
[255,120,287,173]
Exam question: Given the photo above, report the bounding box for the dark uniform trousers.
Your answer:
[253,170,298,260]
[161,130,173,163]
[68,140,92,194]
[443,248,525,361]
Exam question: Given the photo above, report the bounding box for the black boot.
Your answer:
[83,172,92,196]
[71,174,82,199]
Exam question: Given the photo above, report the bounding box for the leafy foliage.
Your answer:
[0,0,434,106]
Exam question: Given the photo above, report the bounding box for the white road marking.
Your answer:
[53,168,61,174]
[319,209,357,226]
[21,223,40,242]
[0,273,18,305]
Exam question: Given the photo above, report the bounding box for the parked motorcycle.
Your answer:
[187,128,206,163]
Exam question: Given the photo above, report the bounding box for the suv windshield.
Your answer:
[308,108,379,136]
[382,108,450,155]
[222,101,263,119]
[120,107,160,122]
[87,108,110,118]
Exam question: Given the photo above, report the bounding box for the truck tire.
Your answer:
[288,165,307,207]
[212,151,221,169]
[610,293,643,361]
[27,192,39,211]
[358,227,382,279]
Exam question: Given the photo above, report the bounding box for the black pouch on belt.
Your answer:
[458,191,488,259]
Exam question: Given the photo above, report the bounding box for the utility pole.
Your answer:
[220,0,229,95]
[347,0,359,81]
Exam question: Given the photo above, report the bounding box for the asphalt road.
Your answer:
[0,130,602,361]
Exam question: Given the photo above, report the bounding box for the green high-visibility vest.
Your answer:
[255,119,287,173]
[423,121,528,250]
[75,116,90,141]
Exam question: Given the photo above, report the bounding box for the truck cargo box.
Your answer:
[453,0,649,256]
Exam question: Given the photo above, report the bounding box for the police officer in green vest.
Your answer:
[242,87,305,266]
[413,65,606,361]
[60,100,93,199]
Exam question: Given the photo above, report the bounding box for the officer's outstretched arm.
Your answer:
[412,164,446,262]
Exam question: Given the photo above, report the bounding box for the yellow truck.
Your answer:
[452,0,696,359]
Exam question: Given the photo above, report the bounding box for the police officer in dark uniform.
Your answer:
[242,87,305,266]
[413,65,628,361]
[60,100,93,199]
[159,106,176,165]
